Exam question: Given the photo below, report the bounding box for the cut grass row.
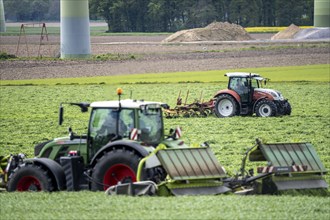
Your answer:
[1,64,329,86]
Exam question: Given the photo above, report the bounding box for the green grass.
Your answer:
[0,192,329,220]
[0,64,329,219]
[1,64,329,86]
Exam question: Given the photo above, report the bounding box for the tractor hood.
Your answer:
[254,88,284,101]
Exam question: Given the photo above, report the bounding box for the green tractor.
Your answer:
[0,89,327,195]
[2,89,175,191]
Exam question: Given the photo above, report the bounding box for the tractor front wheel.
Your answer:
[214,94,238,117]
[255,100,277,117]
[91,149,142,191]
[283,101,292,115]
[7,164,54,192]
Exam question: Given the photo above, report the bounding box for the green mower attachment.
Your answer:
[106,139,328,196]
[246,139,328,194]
[107,146,231,196]
[155,147,230,196]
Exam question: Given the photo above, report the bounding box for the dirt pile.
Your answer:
[271,24,330,40]
[162,22,253,43]
[271,24,301,40]
[294,27,330,40]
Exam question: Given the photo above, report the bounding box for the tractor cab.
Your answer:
[227,72,262,104]
[54,92,167,164]
[88,100,165,157]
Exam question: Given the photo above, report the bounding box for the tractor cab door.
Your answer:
[137,105,164,146]
[229,77,250,104]
[87,108,135,157]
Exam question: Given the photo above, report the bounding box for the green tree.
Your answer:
[229,0,260,27]
[187,0,217,28]
[147,0,184,32]
[45,0,60,21]
[31,0,49,21]
[259,0,276,26]
[4,0,50,21]
[275,0,313,26]
[90,0,114,31]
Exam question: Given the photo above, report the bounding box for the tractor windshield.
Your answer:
[89,108,134,153]
[252,77,266,88]
[138,107,163,146]
[229,77,248,91]
[251,78,260,88]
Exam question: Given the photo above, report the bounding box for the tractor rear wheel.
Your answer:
[255,100,277,117]
[7,164,54,192]
[214,94,238,117]
[91,148,142,191]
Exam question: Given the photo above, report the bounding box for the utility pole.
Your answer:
[0,0,5,32]
[314,0,330,27]
[60,0,91,59]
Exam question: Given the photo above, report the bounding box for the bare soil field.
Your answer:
[0,34,329,80]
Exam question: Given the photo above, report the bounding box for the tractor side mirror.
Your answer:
[69,102,89,112]
[59,105,64,125]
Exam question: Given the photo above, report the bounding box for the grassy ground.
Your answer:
[1,64,328,86]
[1,192,329,220]
[0,64,329,219]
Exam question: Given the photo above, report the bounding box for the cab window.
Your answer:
[251,78,259,88]
[89,108,135,153]
[138,108,163,146]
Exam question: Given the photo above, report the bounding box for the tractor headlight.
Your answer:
[269,91,284,101]
[270,91,278,97]
[275,91,284,100]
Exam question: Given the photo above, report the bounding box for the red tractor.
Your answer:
[213,72,291,117]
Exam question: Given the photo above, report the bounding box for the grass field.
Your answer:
[1,64,329,86]
[0,64,329,219]
[1,192,329,220]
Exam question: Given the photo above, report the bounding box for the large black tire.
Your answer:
[255,99,278,117]
[91,148,142,191]
[7,164,54,192]
[214,94,238,117]
[283,101,292,115]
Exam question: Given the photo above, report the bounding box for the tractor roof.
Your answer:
[90,99,164,109]
[225,72,261,78]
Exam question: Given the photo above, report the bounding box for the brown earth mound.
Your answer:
[162,22,253,43]
[271,24,301,40]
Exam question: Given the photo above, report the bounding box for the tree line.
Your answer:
[4,0,314,32]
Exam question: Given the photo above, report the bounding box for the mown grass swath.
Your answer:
[0,65,329,219]
[1,64,328,86]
